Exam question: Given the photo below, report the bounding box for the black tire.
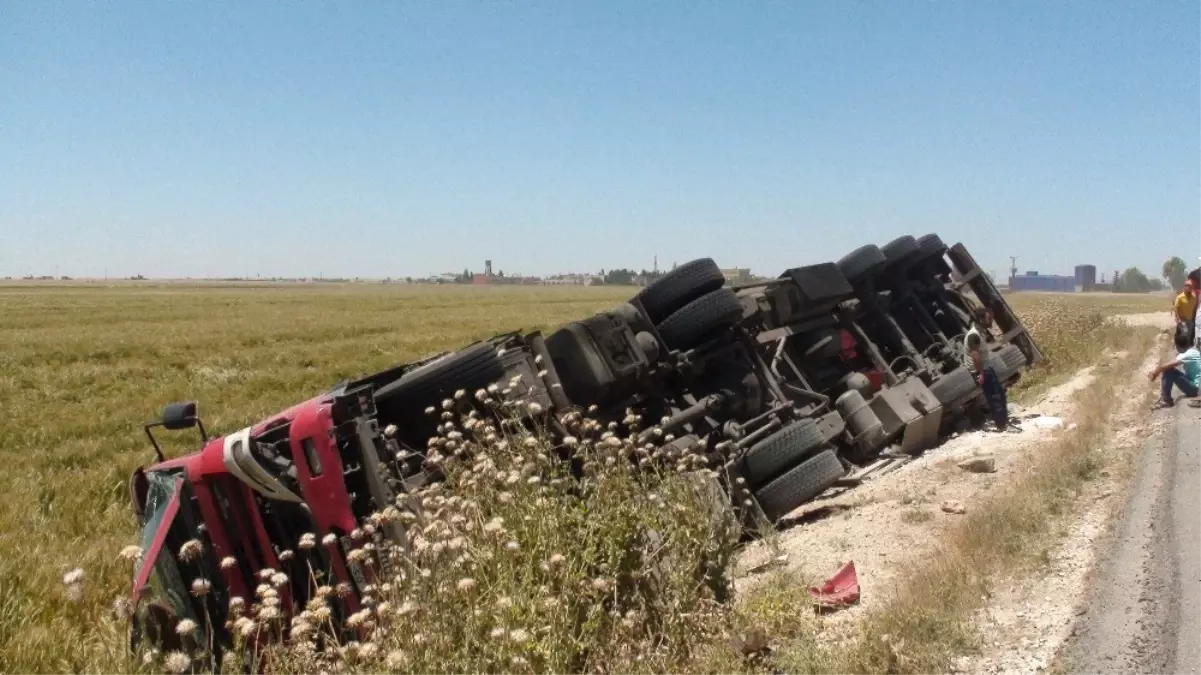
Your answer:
[999,343,1026,369]
[753,449,845,522]
[743,419,825,486]
[992,344,1026,381]
[374,341,505,405]
[635,258,726,324]
[656,287,743,351]
[882,235,921,270]
[838,245,888,284]
[916,233,947,261]
[929,367,977,407]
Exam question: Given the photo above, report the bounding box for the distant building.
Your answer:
[720,267,752,284]
[1074,265,1097,292]
[1009,271,1075,293]
[541,273,602,286]
[635,271,665,287]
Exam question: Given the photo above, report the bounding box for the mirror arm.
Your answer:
[143,422,166,463]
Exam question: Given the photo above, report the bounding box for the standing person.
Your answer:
[1148,331,1201,409]
[1172,278,1197,344]
[1195,281,1201,349]
[1190,267,1201,348]
[965,308,1008,431]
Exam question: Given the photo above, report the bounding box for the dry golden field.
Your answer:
[0,283,1167,672]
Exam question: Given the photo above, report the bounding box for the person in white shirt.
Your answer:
[965,308,1008,431]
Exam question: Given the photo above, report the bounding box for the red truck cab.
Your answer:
[128,390,392,657]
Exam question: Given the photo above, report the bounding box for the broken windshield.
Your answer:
[131,471,202,646]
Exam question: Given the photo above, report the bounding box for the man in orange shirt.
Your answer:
[1174,279,1197,345]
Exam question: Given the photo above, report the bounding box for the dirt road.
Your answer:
[1059,403,1201,674]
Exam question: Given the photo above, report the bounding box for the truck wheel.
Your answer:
[656,287,743,351]
[374,341,505,406]
[992,344,1027,382]
[636,258,726,324]
[838,245,888,285]
[998,343,1027,369]
[744,419,825,486]
[882,235,921,271]
[929,367,977,407]
[916,233,947,261]
[753,449,845,522]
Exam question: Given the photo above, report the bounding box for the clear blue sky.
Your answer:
[2,1,1198,280]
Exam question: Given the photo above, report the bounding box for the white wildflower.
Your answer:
[62,568,84,586]
[164,651,190,674]
[177,539,203,562]
[118,545,143,562]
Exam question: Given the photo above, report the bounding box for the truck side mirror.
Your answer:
[144,401,208,462]
[162,401,199,430]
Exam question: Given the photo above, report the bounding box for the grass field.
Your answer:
[0,284,1167,672]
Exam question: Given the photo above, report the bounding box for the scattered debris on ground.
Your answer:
[940,500,967,514]
[809,561,861,611]
[733,364,1103,642]
[958,456,997,473]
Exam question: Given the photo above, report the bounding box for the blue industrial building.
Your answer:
[1009,271,1076,292]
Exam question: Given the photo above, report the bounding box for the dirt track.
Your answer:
[1107,311,1177,329]
[1058,402,1201,674]
[938,320,1198,675]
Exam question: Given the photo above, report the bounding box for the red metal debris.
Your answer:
[809,561,860,609]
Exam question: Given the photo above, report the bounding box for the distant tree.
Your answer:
[1162,256,1188,291]
[1148,278,1166,292]
[1115,267,1153,293]
[603,268,637,286]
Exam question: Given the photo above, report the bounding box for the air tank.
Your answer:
[836,388,885,451]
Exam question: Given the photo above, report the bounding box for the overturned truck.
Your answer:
[125,235,1041,661]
